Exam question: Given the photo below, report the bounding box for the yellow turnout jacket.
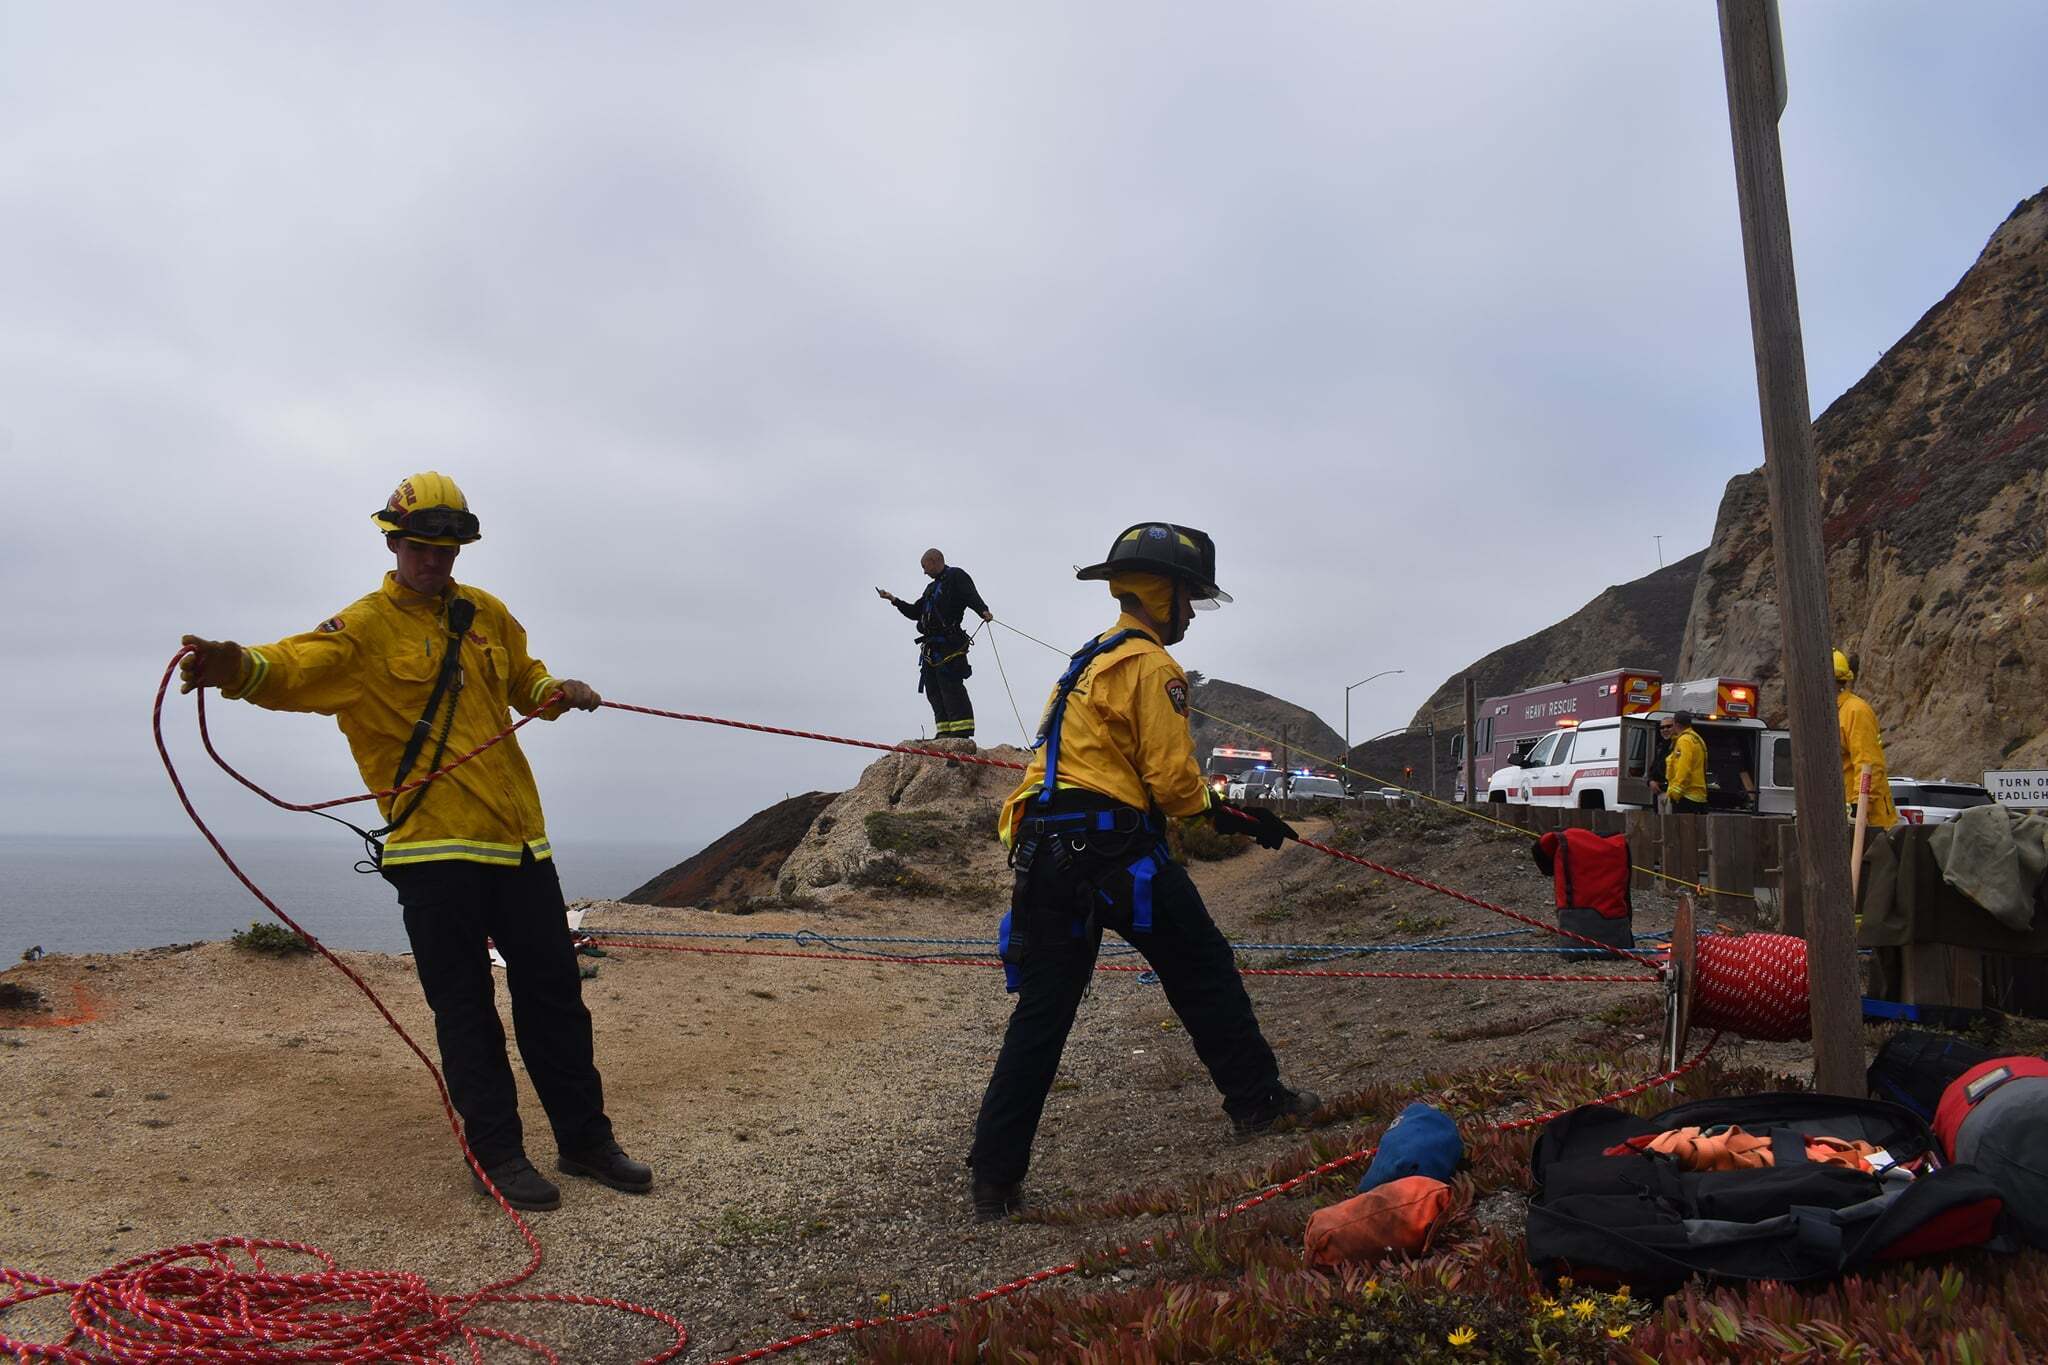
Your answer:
[1838,688,1898,828]
[225,573,569,866]
[997,614,1212,846]
[1664,728,1708,803]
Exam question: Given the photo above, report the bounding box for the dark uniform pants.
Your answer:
[922,665,975,740]
[383,850,613,1167]
[1671,796,1709,814]
[968,855,1282,1185]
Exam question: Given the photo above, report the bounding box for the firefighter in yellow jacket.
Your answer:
[177,472,650,1211]
[1836,649,1898,828]
[1652,711,1710,813]
[967,522,1318,1222]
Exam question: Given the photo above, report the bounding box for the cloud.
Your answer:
[2,1,2042,867]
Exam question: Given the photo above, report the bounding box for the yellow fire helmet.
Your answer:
[1833,648,1854,683]
[371,471,482,546]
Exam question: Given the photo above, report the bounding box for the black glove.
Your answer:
[1210,803,1296,851]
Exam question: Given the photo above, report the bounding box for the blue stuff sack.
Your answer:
[1358,1102,1462,1194]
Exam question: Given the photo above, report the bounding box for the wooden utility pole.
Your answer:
[1716,0,1864,1095]
[1462,678,1477,806]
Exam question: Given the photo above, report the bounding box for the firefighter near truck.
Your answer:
[1450,670,1793,815]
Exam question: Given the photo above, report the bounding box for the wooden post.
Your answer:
[1718,0,1864,1095]
[1660,813,1690,888]
[1463,676,1478,807]
[1776,821,1805,935]
[1708,814,1757,908]
[1627,811,1657,895]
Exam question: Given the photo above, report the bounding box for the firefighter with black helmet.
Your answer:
[877,548,993,744]
[177,472,651,1212]
[966,522,1319,1223]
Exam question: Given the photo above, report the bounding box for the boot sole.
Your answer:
[556,1157,653,1194]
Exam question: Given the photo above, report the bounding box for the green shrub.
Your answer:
[863,809,955,855]
[229,922,312,956]
[846,853,942,897]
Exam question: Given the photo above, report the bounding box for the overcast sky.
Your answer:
[3,2,2042,859]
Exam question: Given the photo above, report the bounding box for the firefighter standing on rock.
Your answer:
[967,522,1320,1223]
[178,472,651,1212]
[877,548,992,744]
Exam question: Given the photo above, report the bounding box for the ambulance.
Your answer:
[1459,673,1793,814]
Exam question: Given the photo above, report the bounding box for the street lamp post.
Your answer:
[1343,669,1405,788]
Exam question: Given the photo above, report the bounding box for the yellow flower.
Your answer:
[875,1292,892,1307]
[1549,1307,1566,1320]
[1557,1276,1574,1291]
[1607,1325,1634,1339]
[1362,1277,1380,1294]
[1447,1326,1478,1347]
[1571,1298,1598,1319]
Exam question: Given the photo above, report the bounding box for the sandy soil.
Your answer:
[0,811,1794,1360]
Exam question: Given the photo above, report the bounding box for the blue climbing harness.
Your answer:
[998,629,1169,990]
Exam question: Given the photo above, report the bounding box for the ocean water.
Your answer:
[0,833,693,959]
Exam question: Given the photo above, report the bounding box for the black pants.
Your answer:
[922,666,975,739]
[1671,796,1709,814]
[382,850,612,1168]
[968,855,1282,1185]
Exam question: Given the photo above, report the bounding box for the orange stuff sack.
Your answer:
[1303,1175,1453,1268]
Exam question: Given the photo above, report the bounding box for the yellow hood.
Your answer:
[1106,570,1176,625]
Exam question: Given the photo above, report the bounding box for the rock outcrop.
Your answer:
[777,743,1026,898]
[1679,188,2048,775]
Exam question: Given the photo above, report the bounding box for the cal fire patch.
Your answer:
[1166,678,1188,716]
[316,616,346,634]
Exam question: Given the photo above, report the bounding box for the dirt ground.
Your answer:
[0,809,1800,1360]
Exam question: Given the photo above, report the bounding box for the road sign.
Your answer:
[1984,770,2048,808]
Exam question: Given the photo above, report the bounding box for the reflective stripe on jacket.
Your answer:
[1664,728,1708,803]
[1838,688,1898,828]
[997,613,1210,845]
[226,572,566,865]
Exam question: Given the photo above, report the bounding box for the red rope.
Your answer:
[196,686,554,814]
[582,939,1651,985]
[0,654,692,1363]
[704,1034,1721,1364]
[598,699,1032,772]
[1287,833,1668,972]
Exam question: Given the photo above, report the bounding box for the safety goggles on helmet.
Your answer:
[379,505,481,543]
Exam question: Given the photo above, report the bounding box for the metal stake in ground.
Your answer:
[1716,0,1863,1095]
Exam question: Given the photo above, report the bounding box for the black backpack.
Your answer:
[1866,1029,1996,1122]
[1527,1093,2005,1293]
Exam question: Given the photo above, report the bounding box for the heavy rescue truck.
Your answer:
[1451,670,1793,814]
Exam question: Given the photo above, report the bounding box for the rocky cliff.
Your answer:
[1678,188,2048,776]
[1406,552,1706,732]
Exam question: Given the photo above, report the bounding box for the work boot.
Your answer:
[971,1178,1023,1223]
[1231,1084,1323,1138]
[557,1139,654,1194]
[471,1155,561,1211]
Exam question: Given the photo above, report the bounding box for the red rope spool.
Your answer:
[1668,898,1812,1063]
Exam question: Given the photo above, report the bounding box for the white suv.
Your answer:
[1888,778,1996,826]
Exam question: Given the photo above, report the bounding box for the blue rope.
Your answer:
[586,926,1677,956]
